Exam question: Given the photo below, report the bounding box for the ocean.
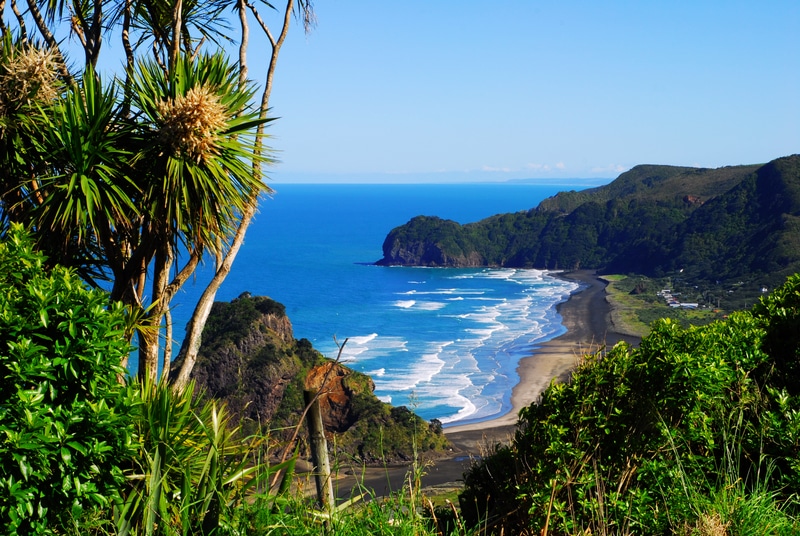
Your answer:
[157,180,607,426]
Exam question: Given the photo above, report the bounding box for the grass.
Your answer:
[601,274,653,337]
[603,274,727,336]
[666,409,800,536]
[54,379,475,535]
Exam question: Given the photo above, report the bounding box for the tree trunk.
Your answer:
[304,390,334,510]
[170,0,300,391]
[137,325,160,384]
[170,202,256,391]
[138,243,171,382]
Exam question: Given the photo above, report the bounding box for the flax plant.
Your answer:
[117,380,294,535]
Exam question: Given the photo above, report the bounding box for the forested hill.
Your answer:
[376,155,800,286]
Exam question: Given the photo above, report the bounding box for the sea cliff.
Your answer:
[377,155,800,289]
[183,293,449,464]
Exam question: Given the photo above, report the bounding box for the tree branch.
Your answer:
[24,0,73,82]
[170,0,313,390]
[9,0,27,42]
[237,0,248,83]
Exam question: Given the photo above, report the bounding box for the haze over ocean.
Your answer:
[148,181,606,425]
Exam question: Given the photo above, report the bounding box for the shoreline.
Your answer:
[338,270,642,496]
[437,269,641,463]
[445,269,640,440]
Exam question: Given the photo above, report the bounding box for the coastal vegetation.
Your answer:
[2,4,799,533]
[378,155,800,297]
[0,3,456,532]
[8,215,800,534]
[0,226,460,534]
[0,225,136,533]
[458,272,800,534]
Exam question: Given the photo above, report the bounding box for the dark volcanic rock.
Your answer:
[185,294,319,427]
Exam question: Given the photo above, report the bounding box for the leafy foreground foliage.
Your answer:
[112,380,467,536]
[0,227,466,534]
[461,273,800,535]
[0,224,136,533]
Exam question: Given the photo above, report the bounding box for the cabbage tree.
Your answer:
[0,1,316,384]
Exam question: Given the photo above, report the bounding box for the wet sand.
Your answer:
[336,270,641,497]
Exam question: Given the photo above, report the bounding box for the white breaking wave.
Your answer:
[439,398,478,424]
[333,334,409,363]
[348,333,378,345]
[415,301,447,311]
[321,268,579,426]
[374,341,452,391]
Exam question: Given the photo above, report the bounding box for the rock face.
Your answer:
[185,293,319,428]
[305,361,374,433]
[376,216,487,267]
[187,293,450,463]
[380,239,486,267]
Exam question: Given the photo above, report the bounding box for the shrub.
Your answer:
[117,380,285,536]
[0,225,136,534]
[461,273,800,535]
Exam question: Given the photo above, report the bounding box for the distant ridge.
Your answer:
[377,155,800,287]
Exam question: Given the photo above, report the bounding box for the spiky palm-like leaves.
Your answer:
[131,52,272,255]
[1,0,295,385]
[127,53,272,382]
[2,50,272,380]
[31,68,140,255]
[126,0,233,59]
[117,381,292,536]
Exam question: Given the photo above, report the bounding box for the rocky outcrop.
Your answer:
[376,215,487,267]
[380,239,485,267]
[305,361,374,433]
[187,294,318,427]
[189,293,450,463]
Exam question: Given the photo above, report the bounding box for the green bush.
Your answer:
[0,225,136,534]
[461,273,800,535]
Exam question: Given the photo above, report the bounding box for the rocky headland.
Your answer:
[183,293,449,465]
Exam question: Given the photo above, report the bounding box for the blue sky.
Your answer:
[258,1,799,183]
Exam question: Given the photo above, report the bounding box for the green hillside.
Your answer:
[185,293,449,465]
[377,155,800,290]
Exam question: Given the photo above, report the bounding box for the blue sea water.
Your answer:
[160,181,606,426]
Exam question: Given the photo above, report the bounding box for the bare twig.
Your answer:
[270,337,349,489]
